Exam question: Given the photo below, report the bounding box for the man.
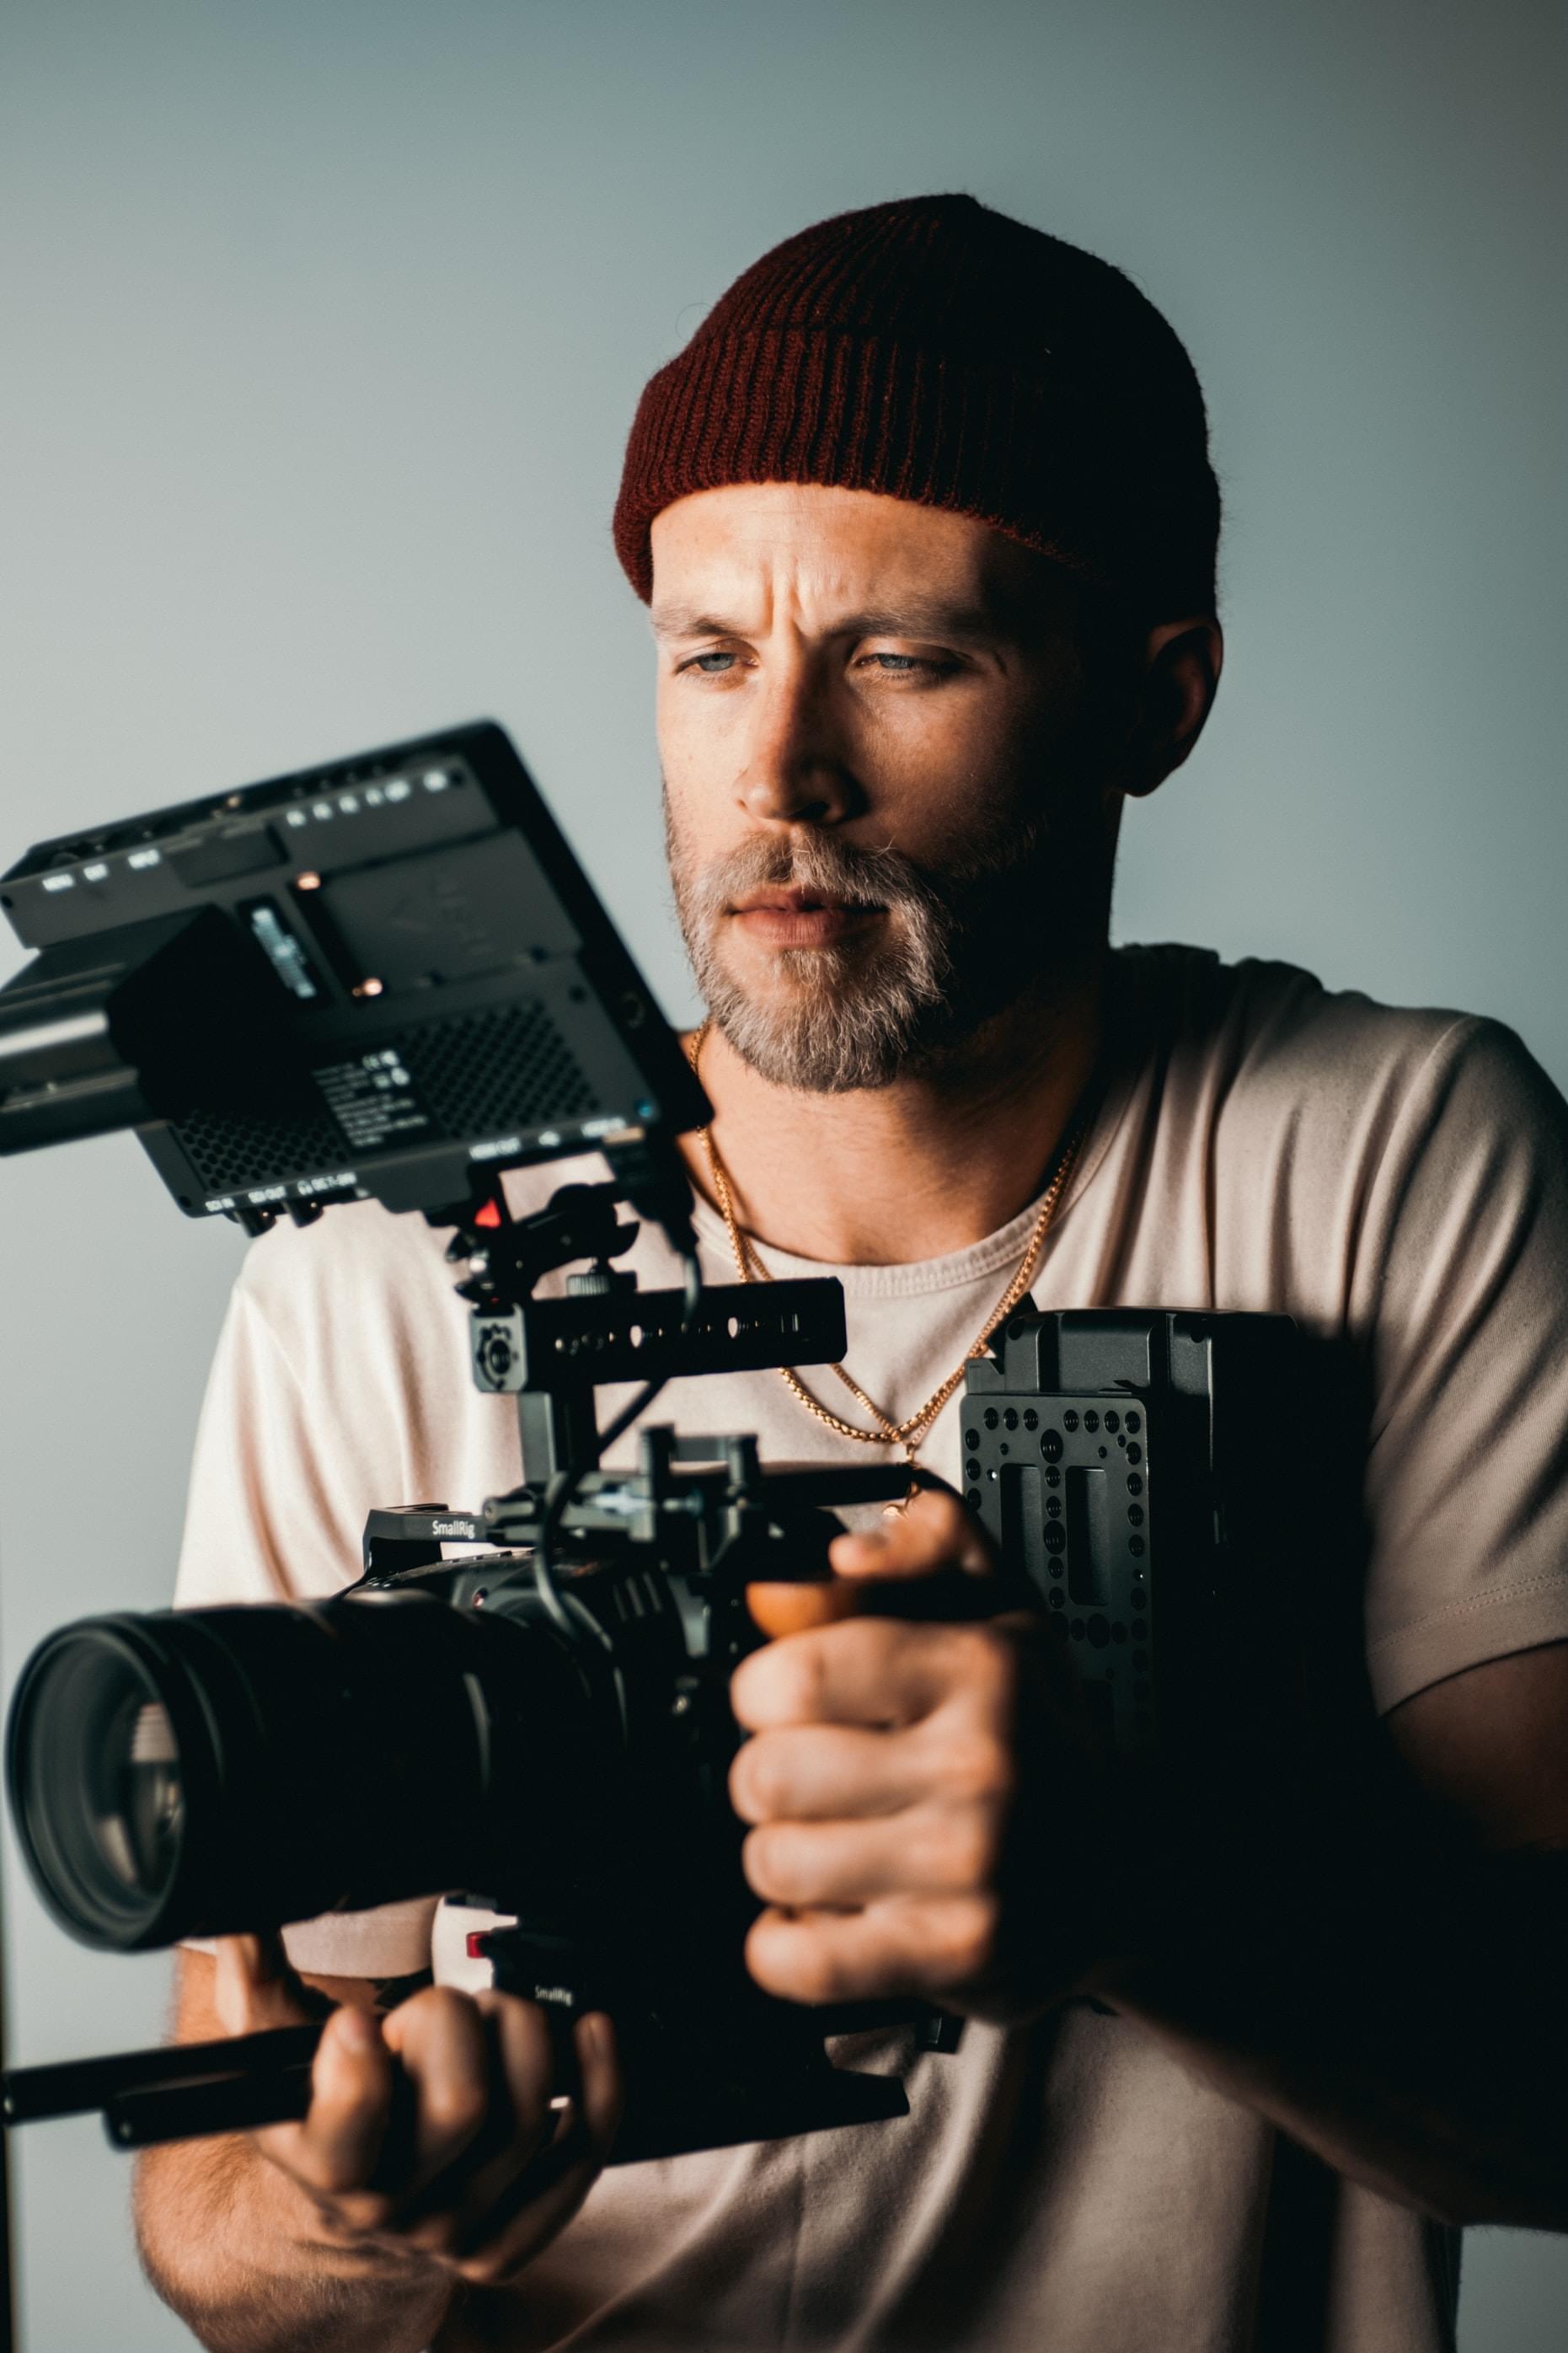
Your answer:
[136,196,1568,2351]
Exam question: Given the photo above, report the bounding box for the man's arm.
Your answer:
[732,1493,1568,2232]
[134,1942,620,2353]
[1077,1641,1568,2229]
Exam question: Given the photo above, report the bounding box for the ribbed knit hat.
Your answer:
[613,193,1220,620]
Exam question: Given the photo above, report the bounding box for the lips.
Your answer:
[728,886,885,947]
[730,887,879,915]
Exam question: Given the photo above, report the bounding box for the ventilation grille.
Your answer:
[399,1002,597,1137]
[174,1000,599,1199]
[178,1104,349,1197]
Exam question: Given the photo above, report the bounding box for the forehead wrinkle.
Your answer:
[650,592,1009,646]
[650,603,742,641]
[827,600,1003,644]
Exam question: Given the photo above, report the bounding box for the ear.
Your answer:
[1118,617,1224,800]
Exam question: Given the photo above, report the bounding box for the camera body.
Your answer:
[347,1424,947,2163]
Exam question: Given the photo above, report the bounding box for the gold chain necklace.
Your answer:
[687,1021,1094,1476]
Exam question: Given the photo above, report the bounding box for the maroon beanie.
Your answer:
[613,193,1219,620]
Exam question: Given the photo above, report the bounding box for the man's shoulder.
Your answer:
[1116,941,1542,1116]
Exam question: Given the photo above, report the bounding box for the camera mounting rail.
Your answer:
[426,1169,917,1516]
[361,1170,938,1579]
[361,1434,938,1588]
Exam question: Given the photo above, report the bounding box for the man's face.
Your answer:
[652,484,1126,1092]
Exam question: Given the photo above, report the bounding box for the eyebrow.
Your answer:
[649,599,1008,646]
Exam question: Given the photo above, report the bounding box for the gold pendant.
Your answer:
[881,1448,922,1518]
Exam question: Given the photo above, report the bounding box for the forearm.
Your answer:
[1083,1831,1568,2229]
[134,2134,453,2353]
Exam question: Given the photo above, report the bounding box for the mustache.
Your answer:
[679,833,942,920]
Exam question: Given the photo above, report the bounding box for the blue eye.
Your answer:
[858,651,950,678]
[688,651,736,674]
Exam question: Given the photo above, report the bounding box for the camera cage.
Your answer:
[0,1165,948,2164]
[0,720,1315,2184]
[0,723,954,2173]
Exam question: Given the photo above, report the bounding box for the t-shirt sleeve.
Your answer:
[174,1271,440,1976]
[1359,1016,1568,1711]
[176,1280,370,1606]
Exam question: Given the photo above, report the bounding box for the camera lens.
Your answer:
[11,1636,188,1943]
[8,1588,598,1953]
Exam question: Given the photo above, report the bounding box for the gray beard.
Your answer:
[666,800,1103,1094]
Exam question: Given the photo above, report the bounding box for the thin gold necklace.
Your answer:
[687,1021,1094,1477]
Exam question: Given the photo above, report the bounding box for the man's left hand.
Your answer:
[730,1488,1114,2023]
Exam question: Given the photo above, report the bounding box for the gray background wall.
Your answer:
[1,1,1563,2345]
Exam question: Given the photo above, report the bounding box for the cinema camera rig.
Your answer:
[0,722,1301,2168]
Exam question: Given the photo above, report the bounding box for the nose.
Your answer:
[736,662,859,828]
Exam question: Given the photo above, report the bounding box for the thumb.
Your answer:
[744,1578,869,1641]
[831,1487,996,1583]
[214,1931,315,2035]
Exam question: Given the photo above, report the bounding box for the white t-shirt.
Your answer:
[174,946,1568,2350]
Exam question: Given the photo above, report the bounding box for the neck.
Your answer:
[682,962,1108,1267]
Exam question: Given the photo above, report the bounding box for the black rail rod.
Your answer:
[106,2063,316,2149]
[2,2021,323,2126]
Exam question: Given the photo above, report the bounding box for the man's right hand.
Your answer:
[212,1932,622,2291]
